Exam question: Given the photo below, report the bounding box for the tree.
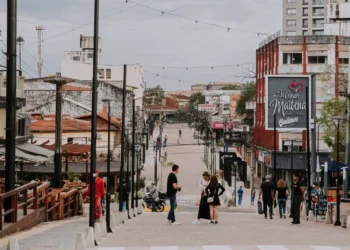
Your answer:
[189,92,205,110]
[318,98,347,162]
[143,85,165,106]
[236,82,256,126]
[222,85,241,90]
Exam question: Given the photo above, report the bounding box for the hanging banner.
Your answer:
[265,75,311,131]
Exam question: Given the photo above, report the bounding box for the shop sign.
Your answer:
[211,121,233,129]
[265,75,311,131]
[258,151,265,163]
[198,104,217,112]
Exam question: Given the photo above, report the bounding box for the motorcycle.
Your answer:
[143,192,168,212]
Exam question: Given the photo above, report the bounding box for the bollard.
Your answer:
[122,211,127,223]
[94,222,102,244]
[110,213,117,232]
[85,227,94,248]
[7,238,19,250]
[347,216,350,230]
[100,219,107,238]
[75,232,86,250]
[114,212,120,226]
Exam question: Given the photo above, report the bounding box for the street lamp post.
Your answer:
[333,116,344,226]
[16,36,24,73]
[102,98,114,232]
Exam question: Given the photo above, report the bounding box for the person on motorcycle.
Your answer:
[149,182,158,212]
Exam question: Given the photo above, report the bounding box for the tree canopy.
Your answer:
[189,92,205,110]
[236,82,256,126]
[221,85,241,90]
[318,98,347,162]
[143,85,165,106]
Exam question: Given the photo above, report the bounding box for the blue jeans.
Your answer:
[238,195,243,205]
[122,201,127,211]
[167,195,176,222]
[278,199,286,217]
[251,196,255,205]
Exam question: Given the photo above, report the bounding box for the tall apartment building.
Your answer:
[282,0,350,36]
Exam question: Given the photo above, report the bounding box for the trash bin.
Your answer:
[340,198,350,228]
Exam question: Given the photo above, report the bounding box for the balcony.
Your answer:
[303,1,309,5]
[312,23,324,28]
[302,24,309,28]
[313,12,324,16]
[303,13,309,17]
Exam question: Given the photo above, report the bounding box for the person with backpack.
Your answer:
[205,176,225,224]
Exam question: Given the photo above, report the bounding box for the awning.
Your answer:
[16,143,54,158]
[0,147,52,163]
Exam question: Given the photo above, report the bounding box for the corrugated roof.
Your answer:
[75,112,121,128]
[31,118,117,132]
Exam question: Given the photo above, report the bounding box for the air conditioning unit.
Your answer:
[242,125,250,132]
[97,134,102,139]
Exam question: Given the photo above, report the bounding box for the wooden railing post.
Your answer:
[33,186,38,209]
[12,193,17,223]
[23,190,28,216]
[0,196,3,230]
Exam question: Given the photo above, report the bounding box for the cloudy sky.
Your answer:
[0,0,281,90]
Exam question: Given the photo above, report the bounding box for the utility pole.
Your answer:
[44,77,73,188]
[5,0,17,223]
[119,65,127,212]
[131,98,136,217]
[89,0,100,229]
[35,26,45,77]
[345,71,350,198]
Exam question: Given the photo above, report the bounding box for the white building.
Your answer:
[61,35,143,110]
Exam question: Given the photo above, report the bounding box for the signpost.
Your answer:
[224,131,243,144]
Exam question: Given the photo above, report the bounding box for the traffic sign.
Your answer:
[194,105,198,110]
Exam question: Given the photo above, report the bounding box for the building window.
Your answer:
[303,19,308,28]
[303,8,308,16]
[283,53,302,64]
[303,30,308,36]
[287,0,296,2]
[67,137,87,145]
[87,53,93,59]
[106,69,111,79]
[98,69,105,79]
[287,8,296,15]
[287,20,296,26]
[72,56,80,61]
[308,56,327,64]
[286,31,296,36]
[339,58,349,64]
[223,103,230,111]
[313,30,324,35]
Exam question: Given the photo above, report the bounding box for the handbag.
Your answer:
[207,188,217,204]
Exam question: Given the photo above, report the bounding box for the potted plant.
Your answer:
[65,167,80,182]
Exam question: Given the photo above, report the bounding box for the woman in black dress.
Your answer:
[205,176,225,224]
[192,171,211,224]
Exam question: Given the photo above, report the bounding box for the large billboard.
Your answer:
[265,75,311,131]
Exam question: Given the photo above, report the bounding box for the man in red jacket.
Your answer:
[88,170,105,221]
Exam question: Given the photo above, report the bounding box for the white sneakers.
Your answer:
[167,220,180,225]
[192,220,200,225]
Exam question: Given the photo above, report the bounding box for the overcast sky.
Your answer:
[0,0,281,90]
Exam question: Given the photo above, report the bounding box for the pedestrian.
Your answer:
[117,179,130,211]
[166,164,181,225]
[87,170,105,222]
[205,176,225,224]
[163,135,168,148]
[192,171,211,225]
[149,182,158,212]
[291,174,304,224]
[275,179,288,219]
[238,186,243,206]
[153,140,156,151]
[259,175,275,219]
[179,129,182,139]
[251,188,256,205]
[261,177,266,214]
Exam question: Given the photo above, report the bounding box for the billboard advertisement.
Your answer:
[265,75,311,131]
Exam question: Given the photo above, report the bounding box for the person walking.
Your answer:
[275,179,288,219]
[167,164,181,225]
[251,188,256,205]
[205,176,225,224]
[259,175,275,219]
[117,179,130,211]
[153,140,157,151]
[291,174,304,224]
[87,170,105,222]
[238,186,244,206]
[179,129,182,139]
[192,171,211,225]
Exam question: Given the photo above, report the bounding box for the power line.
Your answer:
[127,0,269,36]
[142,62,254,70]
[25,0,151,47]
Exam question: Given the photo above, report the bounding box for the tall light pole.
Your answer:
[102,98,114,233]
[89,0,100,229]
[333,116,344,226]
